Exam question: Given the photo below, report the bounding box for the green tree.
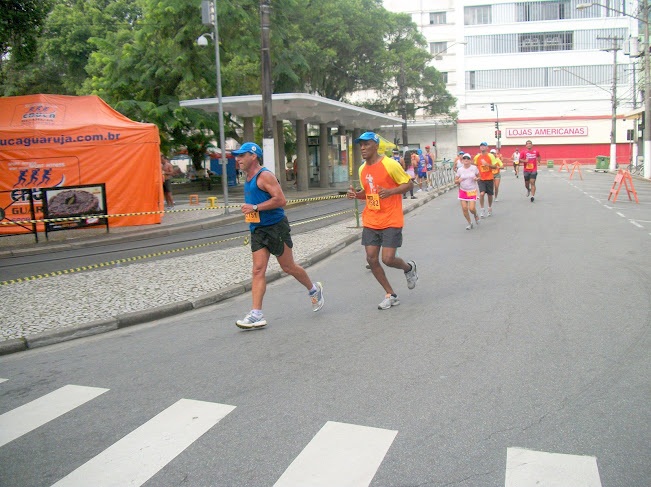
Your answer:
[0,0,54,94]
[362,12,456,119]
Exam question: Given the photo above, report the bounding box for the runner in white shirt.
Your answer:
[454,153,481,230]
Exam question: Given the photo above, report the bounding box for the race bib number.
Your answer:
[366,193,381,211]
[245,210,260,223]
[525,163,534,170]
[466,189,477,198]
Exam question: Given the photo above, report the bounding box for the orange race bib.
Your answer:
[366,193,381,211]
[465,189,477,198]
[245,210,260,223]
[525,163,534,170]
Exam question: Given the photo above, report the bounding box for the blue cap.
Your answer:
[458,151,465,155]
[231,142,263,158]
[354,131,380,144]
[417,149,422,155]
[479,141,488,146]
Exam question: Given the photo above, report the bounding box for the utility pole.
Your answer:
[597,35,623,171]
[260,0,275,174]
[644,1,651,179]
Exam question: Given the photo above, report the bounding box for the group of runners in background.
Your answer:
[453,139,541,230]
[233,135,542,328]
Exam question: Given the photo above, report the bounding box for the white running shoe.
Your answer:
[236,312,267,329]
[466,222,473,230]
[405,260,418,289]
[310,282,324,312]
[378,294,400,310]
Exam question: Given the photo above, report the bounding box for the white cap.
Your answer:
[490,149,497,154]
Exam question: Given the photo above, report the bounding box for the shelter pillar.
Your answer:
[272,116,283,178]
[276,119,288,190]
[243,117,254,143]
[319,123,330,188]
[352,128,362,185]
[296,119,309,191]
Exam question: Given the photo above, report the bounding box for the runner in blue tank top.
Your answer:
[233,142,324,329]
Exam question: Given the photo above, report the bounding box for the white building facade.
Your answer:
[383,0,641,165]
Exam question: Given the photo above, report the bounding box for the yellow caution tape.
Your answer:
[0,208,355,286]
[0,194,347,226]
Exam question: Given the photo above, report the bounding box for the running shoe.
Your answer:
[466,222,473,230]
[236,312,267,329]
[480,209,485,218]
[526,189,530,197]
[405,260,418,289]
[487,207,492,217]
[531,196,535,203]
[310,282,324,312]
[378,294,400,310]
[410,196,417,199]
[474,217,480,225]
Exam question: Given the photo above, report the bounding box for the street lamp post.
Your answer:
[201,0,229,214]
[577,1,650,178]
[260,0,276,174]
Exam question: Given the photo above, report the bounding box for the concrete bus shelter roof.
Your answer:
[179,92,402,129]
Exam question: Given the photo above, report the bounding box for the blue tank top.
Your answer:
[244,167,285,230]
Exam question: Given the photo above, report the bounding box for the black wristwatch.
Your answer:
[252,204,258,211]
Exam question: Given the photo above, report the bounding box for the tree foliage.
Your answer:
[0,0,456,156]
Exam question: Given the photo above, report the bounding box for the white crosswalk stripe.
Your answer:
[51,398,235,487]
[273,421,398,487]
[0,384,108,448]
[505,447,602,487]
[0,382,607,486]
[0,378,7,383]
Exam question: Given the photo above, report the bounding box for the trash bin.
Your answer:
[547,160,554,168]
[595,155,609,172]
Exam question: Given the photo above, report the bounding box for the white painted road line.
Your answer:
[0,384,108,448]
[51,399,235,487]
[274,421,397,487]
[505,447,602,487]
[616,212,626,218]
[630,220,644,228]
[0,378,7,383]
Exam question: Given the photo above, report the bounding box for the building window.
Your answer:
[465,5,491,25]
[430,12,446,24]
[441,72,449,84]
[519,32,573,52]
[430,42,447,55]
[468,71,476,90]
[517,1,570,22]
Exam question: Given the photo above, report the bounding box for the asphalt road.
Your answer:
[0,170,649,486]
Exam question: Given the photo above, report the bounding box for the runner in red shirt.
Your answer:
[519,139,541,202]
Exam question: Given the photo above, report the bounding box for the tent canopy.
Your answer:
[0,94,162,232]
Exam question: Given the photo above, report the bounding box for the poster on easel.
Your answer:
[42,183,108,235]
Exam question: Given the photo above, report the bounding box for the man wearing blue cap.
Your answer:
[232,142,324,329]
[347,132,418,310]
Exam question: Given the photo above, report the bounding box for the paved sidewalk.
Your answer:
[0,181,454,354]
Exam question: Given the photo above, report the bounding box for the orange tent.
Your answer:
[0,94,162,234]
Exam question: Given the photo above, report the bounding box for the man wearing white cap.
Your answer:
[347,132,418,310]
[233,142,324,329]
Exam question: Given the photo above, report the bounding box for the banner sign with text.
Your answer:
[505,127,588,138]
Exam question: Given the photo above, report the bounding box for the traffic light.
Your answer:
[490,103,495,111]
[495,130,502,138]
[495,121,499,129]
